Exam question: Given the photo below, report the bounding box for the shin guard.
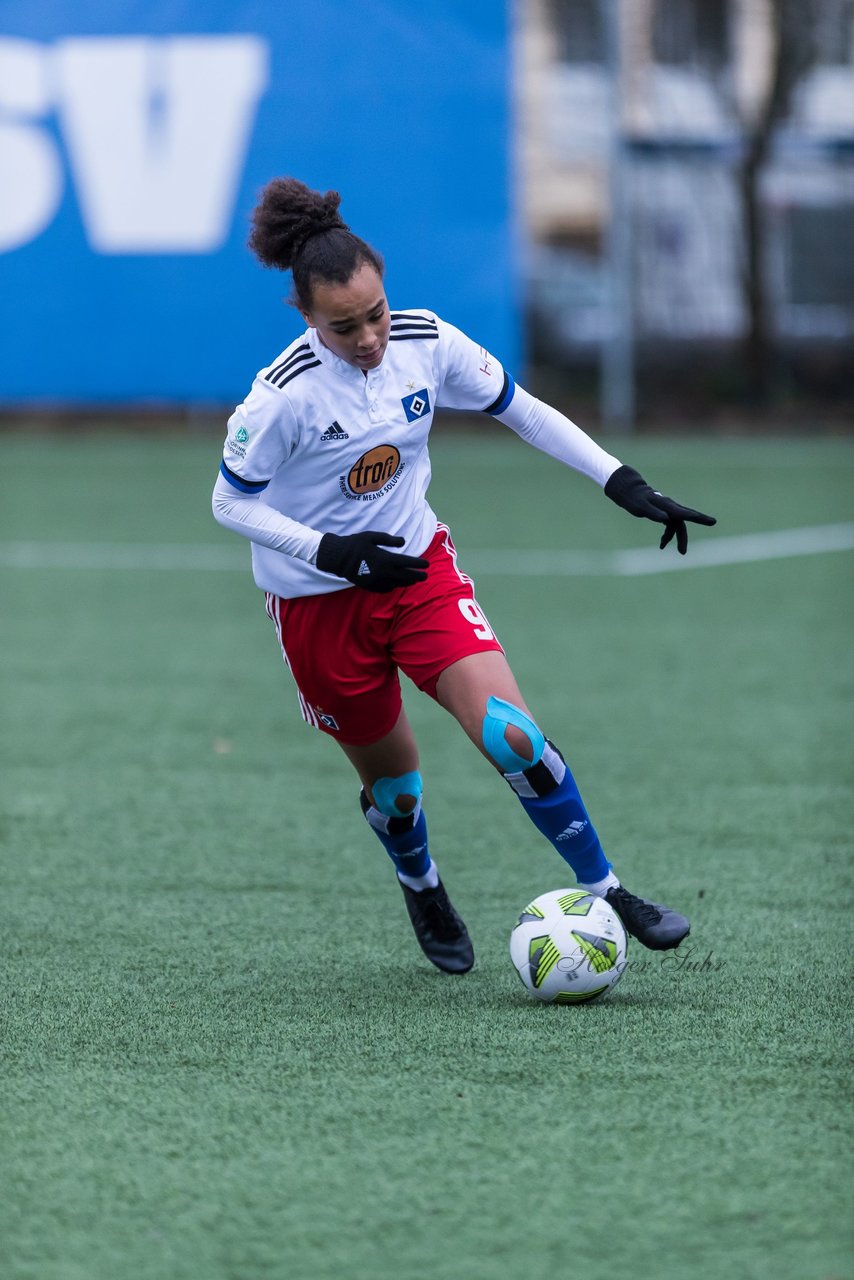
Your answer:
[359,789,432,880]
[505,741,611,885]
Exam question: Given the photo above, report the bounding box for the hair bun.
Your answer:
[293,213,347,259]
[248,175,384,306]
[249,178,348,272]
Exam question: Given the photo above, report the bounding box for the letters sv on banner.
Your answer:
[0,36,269,254]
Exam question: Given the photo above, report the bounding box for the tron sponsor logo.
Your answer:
[340,444,405,501]
[348,445,400,492]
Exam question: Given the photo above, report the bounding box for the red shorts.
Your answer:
[264,524,504,745]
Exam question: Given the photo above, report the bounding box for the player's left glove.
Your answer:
[604,465,716,554]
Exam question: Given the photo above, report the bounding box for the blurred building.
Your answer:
[3,1,851,416]
[517,0,854,409]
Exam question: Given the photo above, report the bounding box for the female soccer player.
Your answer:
[212,177,716,974]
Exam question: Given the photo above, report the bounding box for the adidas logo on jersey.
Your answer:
[320,420,349,441]
[556,820,588,841]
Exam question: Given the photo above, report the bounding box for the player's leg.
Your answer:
[339,707,433,887]
[435,651,614,889]
[387,528,684,949]
[435,651,690,951]
[340,711,474,974]
[265,586,472,973]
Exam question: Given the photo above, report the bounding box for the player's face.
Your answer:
[302,263,390,371]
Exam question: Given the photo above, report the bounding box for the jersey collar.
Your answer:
[305,326,375,382]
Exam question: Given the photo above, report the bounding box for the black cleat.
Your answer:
[605,885,690,951]
[399,878,475,974]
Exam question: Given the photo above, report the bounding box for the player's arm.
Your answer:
[437,318,618,486]
[212,467,322,561]
[436,318,715,553]
[492,380,621,485]
[212,470,426,592]
[494,383,717,554]
[213,384,323,558]
[212,472,426,590]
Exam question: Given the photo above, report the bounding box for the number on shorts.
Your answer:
[458,598,495,641]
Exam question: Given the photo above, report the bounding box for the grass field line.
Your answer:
[1,522,853,576]
[471,521,854,576]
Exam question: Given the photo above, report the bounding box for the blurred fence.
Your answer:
[631,138,854,343]
[528,135,854,417]
[521,0,854,420]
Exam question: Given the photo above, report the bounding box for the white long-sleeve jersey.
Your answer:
[212,310,622,598]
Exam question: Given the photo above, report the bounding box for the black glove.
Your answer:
[604,465,716,555]
[316,530,429,593]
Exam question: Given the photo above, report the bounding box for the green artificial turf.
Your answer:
[1,429,852,1280]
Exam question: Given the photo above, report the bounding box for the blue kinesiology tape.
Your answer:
[372,770,424,819]
[482,696,545,774]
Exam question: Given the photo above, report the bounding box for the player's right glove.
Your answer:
[316,530,429,593]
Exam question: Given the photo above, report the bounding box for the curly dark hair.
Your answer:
[248,177,384,309]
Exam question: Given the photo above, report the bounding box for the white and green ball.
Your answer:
[509,889,628,1003]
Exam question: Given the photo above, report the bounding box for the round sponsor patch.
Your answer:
[346,445,401,495]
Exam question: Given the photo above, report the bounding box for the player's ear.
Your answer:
[298,307,314,328]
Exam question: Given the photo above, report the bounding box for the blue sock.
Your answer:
[359,790,432,879]
[506,742,611,884]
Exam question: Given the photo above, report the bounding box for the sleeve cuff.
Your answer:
[219,460,270,494]
[484,371,516,416]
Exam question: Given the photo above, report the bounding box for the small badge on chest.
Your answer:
[401,388,431,423]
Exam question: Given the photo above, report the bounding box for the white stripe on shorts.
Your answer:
[265,591,319,729]
[297,689,320,729]
[436,522,474,588]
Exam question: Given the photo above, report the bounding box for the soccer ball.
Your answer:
[510,889,628,1003]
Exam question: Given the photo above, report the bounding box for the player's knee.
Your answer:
[482,696,545,774]
[371,770,423,819]
[503,723,536,763]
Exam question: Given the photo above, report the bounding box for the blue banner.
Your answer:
[1,2,515,404]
